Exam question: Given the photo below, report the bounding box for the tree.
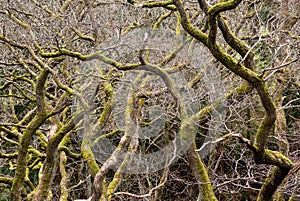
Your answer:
[0,0,299,200]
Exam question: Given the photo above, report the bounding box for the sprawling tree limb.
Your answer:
[1,1,298,200]
[11,69,49,201]
[32,115,76,200]
[37,46,140,71]
[171,0,295,199]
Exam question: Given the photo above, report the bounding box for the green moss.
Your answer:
[81,143,100,176]
[264,149,293,168]
[186,143,218,200]
[173,0,208,45]
[208,0,242,16]
[59,151,69,201]
[106,170,123,200]
[153,11,172,31]
[180,117,197,143]
[11,112,48,201]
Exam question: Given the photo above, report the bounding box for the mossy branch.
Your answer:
[97,82,115,129]
[200,0,277,153]
[0,126,22,139]
[33,115,76,200]
[217,17,255,70]
[36,69,49,113]
[254,149,293,169]
[37,45,140,70]
[58,146,81,159]
[207,0,242,16]
[159,37,192,67]
[0,35,27,49]
[153,11,173,31]
[257,167,291,201]
[127,0,176,10]
[173,0,208,45]
[59,151,69,201]
[0,176,13,185]
[4,10,31,29]
[11,70,49,201]
[0,152,18,158]
[91,125,131,200]
[186,143,218,201]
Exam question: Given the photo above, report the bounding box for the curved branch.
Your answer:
[11,69,49,201]
[207,0,242,16]
[33,115,77,200]
[37,45,140,71]
[58,146,82,159]
[173,0,208,45]
[127,0,176,10]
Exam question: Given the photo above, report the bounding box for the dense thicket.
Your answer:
[0,1,299,200]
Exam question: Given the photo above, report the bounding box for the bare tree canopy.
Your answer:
[0,0,299,200]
